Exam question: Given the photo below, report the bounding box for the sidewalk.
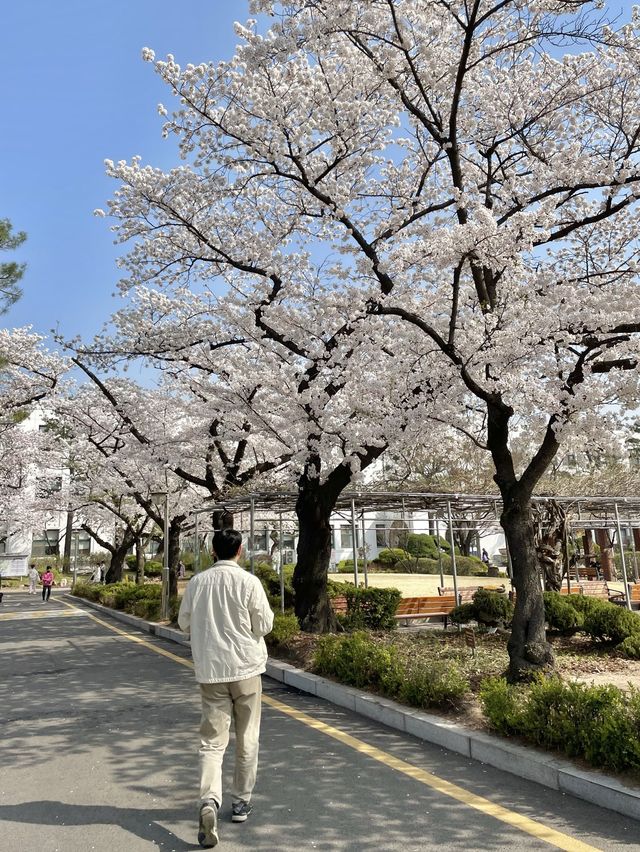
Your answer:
[68,594,640,823]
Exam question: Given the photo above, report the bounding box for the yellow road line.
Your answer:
[59,598,600,852]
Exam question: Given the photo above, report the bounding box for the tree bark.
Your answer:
[135,537,145,585]
[596,528,615,580]
[502,493,554,681]
[212,510,233,530]
[293,484,338,633]
[168,516,183,599]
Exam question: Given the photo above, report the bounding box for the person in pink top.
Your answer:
[41,567,54,602]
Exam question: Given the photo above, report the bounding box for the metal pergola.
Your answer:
[188,491,640,611]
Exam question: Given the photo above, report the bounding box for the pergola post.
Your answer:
[249,496,255,575]
[279,513,285,614]
[351,498,359,587]
[447,501,459,603]
[194,513,200,573]
[435,516,444,589]
[361,511,369,589]
[630,526,639,583]
[614,503,631,610]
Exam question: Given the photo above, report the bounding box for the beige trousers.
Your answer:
[198,675,262,807]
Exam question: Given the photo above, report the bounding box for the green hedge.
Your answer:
[72,580,178,622]
[266,613,299,648]
[543,592,584,634]
[340,586,402,630]
[314,631,467,709]
[480,676,640,773]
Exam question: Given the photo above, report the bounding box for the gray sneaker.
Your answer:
[198,800,219,848]
[231,800,253,822]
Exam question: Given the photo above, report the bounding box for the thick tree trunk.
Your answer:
[135,538,145,585]
[293,486,338,633]
[596,528,615,580]
[168,517,182,599]
[502,494,554,681]
[105,542,130,583]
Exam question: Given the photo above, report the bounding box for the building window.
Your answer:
[36,476,63,498]
[31,529,60,557]
[249,530,269,553]
[71,531,91,556]
[375,523,387,547]
[339,525,353,549]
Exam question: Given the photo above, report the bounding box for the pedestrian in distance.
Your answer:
[28,563,39,595]
[481,548,491,566]
[178,528,274,849]
[41,566,54,602]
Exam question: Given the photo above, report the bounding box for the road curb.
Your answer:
[67,594,640,822]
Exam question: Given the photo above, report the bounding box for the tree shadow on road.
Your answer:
[0,801,197,850]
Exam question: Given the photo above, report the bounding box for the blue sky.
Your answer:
[1,1,249,342]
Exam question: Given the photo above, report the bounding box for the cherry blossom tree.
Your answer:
[97,1,640,665]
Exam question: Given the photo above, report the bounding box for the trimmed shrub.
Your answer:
[342,586,402,630]
[73,580,166,621]
[267,614,300,648]
[314,632,467,709]
[618,634,640,660]
[314,632,404,691]
[376,548,411,567]
[144,560,163,578]
[449,590,513,628]
[543,592,584,634]
[481,676,640,773]
[583,601,640,644]
[449,602,477,625]
[406,534,440,559]
[398,658,468,709]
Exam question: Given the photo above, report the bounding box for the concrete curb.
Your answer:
[67,594,640,822]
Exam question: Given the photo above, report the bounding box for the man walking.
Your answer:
[28,563,39,595]
[178,528,273,849]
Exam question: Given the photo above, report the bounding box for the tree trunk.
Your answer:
[105,541,130,583]
[212,510,233,530]
[63,509,74,570]
[168,516,182,599]
[293,486,338,633]
[596,528,615,580]
[502,493,554,681]
[135,538,145,585]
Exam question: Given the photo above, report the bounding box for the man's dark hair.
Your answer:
[212,528,243,560]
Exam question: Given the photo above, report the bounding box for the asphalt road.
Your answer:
[1,590,639,851]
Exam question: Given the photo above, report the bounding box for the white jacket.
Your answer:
[178,560,274,683]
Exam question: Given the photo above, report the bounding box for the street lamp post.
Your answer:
[151,491,170,621]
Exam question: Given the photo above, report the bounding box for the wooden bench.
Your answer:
[395,595,458,628]
[626,584,640,610]
[330,595,348,614]
[557,581,625,604]
[330,593,457,628]
[578,565,600,581]
[438,585,505,604]
[580,580,614,600]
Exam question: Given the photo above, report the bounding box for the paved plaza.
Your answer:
[0,590,638,851]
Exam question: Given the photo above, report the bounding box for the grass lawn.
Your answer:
[329,571,511,597]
